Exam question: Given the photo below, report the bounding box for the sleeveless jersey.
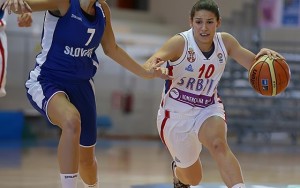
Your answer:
[35,0,106,81]
[161,29,228,116]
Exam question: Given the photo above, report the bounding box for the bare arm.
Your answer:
[99,1,168,79]
[222,32,256,70]
[3,0,68,14]
[222,32,285,70]
[144,34,185,66]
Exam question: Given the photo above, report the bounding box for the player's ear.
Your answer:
[216,17,222,28]
[189,17,193,28]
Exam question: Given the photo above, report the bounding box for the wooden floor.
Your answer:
[0,137,300,188]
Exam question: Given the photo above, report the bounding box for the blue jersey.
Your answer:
[36,0,106,81]
[26,0,106,146]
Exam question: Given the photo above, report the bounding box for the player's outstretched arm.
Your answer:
[2,0,63,14]
[99,1,171,80]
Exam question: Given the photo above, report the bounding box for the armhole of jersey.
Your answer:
[96,2,106,26]
[47,10,61,18]
[61,0,78,18]
[168,33,188,66]
[96,2,106,18]
[216,33,228,62]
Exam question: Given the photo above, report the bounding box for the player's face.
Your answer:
[190,10,220,49]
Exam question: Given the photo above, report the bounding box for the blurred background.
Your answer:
[0,0,300,187]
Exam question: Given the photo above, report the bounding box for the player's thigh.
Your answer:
[159,117,201,168]
[47,92,80,127]
[198,116,227,147]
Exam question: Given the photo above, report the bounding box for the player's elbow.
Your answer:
[102,43,118,58]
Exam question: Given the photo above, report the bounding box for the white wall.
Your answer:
[149,0,255,30]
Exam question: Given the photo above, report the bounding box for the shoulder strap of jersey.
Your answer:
[70,0,80,12]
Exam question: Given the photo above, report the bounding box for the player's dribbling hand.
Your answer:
[2,0,32,14]
[255,48,285,60]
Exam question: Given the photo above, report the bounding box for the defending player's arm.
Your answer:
[2,0,68,14]
[99,1,170,79]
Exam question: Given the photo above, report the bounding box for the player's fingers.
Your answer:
[267,50,273,59]
[161,74,173,80]
[2,0,11,14]
[154,60,165,67]
[255,53,263,60]
[13,0,19,12]
[24,2,32,12]
[158,68,173,80]
[274,52,285,60]
[17,0,31,13]
[1,1,6,10]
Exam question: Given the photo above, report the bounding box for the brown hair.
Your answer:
[190,0,220,21]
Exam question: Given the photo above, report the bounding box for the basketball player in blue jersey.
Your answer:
[3,0,171,188]
[143,1,284,188]
[0,1,32,97]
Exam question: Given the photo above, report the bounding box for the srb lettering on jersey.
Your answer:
[177,77,215,94]
[169,88,215,108]
[64,46,95,58]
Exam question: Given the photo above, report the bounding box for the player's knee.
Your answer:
[62,112,81,136]
[208,137,228,154]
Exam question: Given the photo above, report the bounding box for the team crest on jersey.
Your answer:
[187,48,196,63]
[217,53,224,63]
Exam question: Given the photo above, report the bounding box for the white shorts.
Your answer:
[157,103,226,168]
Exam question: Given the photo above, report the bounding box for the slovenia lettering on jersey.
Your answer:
[64,46,95,58]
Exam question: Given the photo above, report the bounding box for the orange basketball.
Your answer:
[248,55,291,96]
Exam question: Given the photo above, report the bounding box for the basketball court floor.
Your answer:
[0,138,299,188]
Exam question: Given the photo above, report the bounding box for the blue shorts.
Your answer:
[25,73,97,147]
